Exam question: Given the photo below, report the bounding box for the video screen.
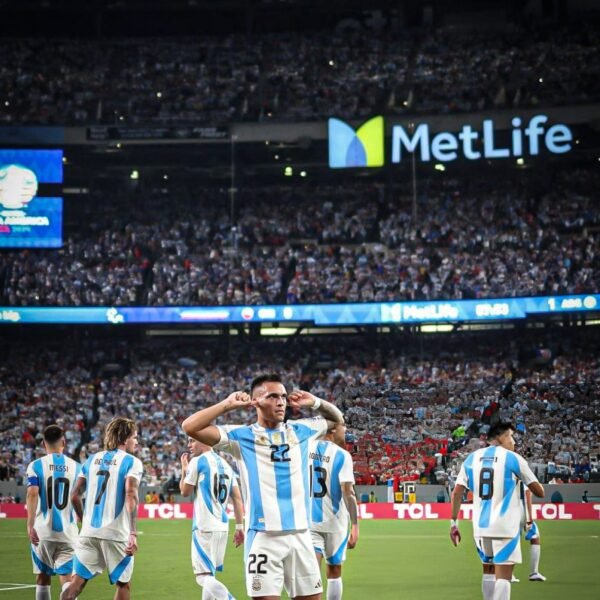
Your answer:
[0,149,63,248]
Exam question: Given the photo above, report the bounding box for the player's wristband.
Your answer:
[312,398,322,411]
[235,524,244,531]
[450,519,458,528]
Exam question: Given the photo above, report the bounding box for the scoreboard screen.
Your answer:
[0,149,63,248]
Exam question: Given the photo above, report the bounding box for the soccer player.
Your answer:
[26,425,81,600]
[511,484,545,583]
[182,374,344,600]
[309,422,359,600]
[61,417,143,600]
[179,437,245,600]
[449,422,544,600]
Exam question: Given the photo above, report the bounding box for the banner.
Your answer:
[3,503,600,520]
[87,126,228,141]
[0,293,598,325]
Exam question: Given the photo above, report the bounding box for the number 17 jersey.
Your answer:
[79,449,143,542]
[456,445,538,538]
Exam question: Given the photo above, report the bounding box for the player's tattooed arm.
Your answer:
[26,484,40,544]
[288,390,344,425]
[70,477,86,523]
[342,482,359,549]
[182,391,251,445]
[125,476,139,555]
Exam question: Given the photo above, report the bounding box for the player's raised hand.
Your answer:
[450,524,462,546]
[224,391,251,411]
[180,451,191,471]
[288,390,319,410]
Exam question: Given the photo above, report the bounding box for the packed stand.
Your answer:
[0,25,598,125]
[2,332,599,492]
[2,165,600,307]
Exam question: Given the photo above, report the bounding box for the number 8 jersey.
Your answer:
[79,449,143,542]
[184,450,237,532]
[26,453,81,543]
[456,445,538,538]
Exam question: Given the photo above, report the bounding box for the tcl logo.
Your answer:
[144,504,189,519]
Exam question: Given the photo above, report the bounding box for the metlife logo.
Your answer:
[328,114,573,167]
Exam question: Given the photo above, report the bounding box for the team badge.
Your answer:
[252,577,262,592]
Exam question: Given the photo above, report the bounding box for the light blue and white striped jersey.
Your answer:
[216,417,328,532]
[79,449,143,542]
[456,445,538,538]
[310,440,355,532]
[184,450,238,533]
[26,453,81,543]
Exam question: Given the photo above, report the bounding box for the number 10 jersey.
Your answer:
[456,445,538,538]
[26,453,81,543]
[79,449,143,542]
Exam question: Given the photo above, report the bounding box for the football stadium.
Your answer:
[0,1,599,599]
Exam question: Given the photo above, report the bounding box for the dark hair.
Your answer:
[104,417,137,450]
[43,425,64,445]
[488,421,514,441]
[250,374,284,396]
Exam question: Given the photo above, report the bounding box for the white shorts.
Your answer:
[311,526,350,566]
[73,536,134,585]
[475,534,522,565]
[191,530,228,575]
[245,530,322,598]
[31,541,74,576]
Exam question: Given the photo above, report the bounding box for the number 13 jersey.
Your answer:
[456,445,538,538]
[79,449,143,542]
[309,440,355,532]
[216,418,328,532]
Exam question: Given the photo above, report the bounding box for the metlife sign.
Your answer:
[328,114,573,168]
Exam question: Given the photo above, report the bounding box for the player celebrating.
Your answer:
[182,374,344,600]
[449,422,544,600]
[26,425,81,600]
[179,437,245,600]
[309,422,359,600]
[61,417,143,600]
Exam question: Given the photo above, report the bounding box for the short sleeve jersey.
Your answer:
[26,453,81,543]
[184,450,237,532]
[215,417,328,532]
[79,449,143,542]
[310,439,355,532]
[456,445,538,538]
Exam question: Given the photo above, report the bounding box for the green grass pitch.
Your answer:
[1,519,599,598]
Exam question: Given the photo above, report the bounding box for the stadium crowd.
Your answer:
[2,166,599,306]
[0,25,598,125]
[2,332,598,490]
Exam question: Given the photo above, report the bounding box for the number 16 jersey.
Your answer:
[456,445,538,538]
[79,449,143,542]
[184,450,237,533]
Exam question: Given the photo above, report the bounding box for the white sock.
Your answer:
[327,578,343,600]
[530,544,541,573]
[493,578,511,600]
[482,574,495,600]
[196,575,231,600]
[61,583,70,594]
[36,585,51,600]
